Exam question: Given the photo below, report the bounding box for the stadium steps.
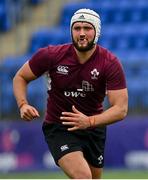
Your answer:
[0,0,82,61]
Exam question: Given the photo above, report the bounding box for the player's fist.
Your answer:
[20,104,40,121]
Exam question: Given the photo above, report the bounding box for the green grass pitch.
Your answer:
[0,169,148,179]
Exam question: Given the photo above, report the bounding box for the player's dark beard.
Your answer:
[72,37,95,52]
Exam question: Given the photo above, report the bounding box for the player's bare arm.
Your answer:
[13,62,40,121]
[93,88,128,126]
[60,88,128,130]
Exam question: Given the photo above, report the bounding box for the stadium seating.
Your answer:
[0,2,12,31]
[28,27,71,53]
[0,0,45,31]
[0,54,46,117]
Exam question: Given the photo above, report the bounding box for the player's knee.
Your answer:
[71,169,92,179]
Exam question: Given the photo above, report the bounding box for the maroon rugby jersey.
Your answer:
[29,44,126,123]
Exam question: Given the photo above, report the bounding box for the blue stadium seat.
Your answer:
[127,78,146,110]
[0,3,12,31]
[88,0,148,8]
[28,27,71,53]
[0,0,26,31]
[99,36,113,50]
[27,77,46,111]
[30,0,44,5]
[0,54,31,79]
[0,80,18,115]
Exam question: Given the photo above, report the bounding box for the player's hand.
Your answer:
[20,104,40,121]
[60,105,90,131]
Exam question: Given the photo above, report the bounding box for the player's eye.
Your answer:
[73,26,81,31]
[84,26,93,30]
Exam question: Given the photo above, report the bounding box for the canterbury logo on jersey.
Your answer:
[56,65,69,75]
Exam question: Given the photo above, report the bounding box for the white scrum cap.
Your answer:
[70,8,101,44]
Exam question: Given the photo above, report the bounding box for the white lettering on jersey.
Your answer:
[64,91,86,97]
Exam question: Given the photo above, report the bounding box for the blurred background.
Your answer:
[0,0,148,178]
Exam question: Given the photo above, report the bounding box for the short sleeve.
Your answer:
[105,57,127,90]
[29,47,51,77]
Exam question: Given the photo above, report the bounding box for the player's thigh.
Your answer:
[58,151,92,179]
[88,163,103,179]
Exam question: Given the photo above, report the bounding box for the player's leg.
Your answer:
[58,151,92,179]
[82,127,106,179]
[88,163,103,179]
